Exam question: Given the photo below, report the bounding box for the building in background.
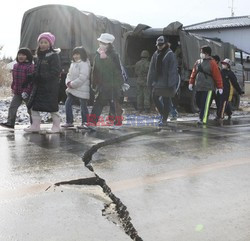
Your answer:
[184,15,250,81]
[184,15,250,54]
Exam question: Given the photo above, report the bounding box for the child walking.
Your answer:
[217,58,244,121]
[189,45,223,125]
[61,46,91,128]
[0,48,34,129]
[24,32,61,133]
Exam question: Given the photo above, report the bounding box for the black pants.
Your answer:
[196,90,213,123]
[152,94,170,121]
[217,93,232,119]
[225,102,232,117]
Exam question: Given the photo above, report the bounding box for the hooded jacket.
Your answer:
[29,49,61,112]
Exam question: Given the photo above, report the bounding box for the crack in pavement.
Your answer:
[53,129,161,241]
[55,175,142,241]
[52,126,191,240]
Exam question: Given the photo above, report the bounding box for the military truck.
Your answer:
[121,22,245,112]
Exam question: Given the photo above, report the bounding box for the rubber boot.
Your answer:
[24,116,41,133]
[47,113,61,134]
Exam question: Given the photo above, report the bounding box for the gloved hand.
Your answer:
[188,84,193,91]
[21,92,29,100]
[216,88,223,95]
[121,83,130,92]
[240,91,245,95]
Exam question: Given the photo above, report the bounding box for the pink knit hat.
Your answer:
[37,32,55,46]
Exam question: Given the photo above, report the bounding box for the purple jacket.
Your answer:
[11,62,34,95]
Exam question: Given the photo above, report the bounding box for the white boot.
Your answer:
[24,116,41,133]
[47,113,61,134]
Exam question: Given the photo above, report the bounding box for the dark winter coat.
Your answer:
[221,68,243,100]
[92,47,123,100]
[147,47,179,97]
[29,50,61,112]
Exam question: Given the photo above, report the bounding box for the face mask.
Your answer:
[222,64,228,69]
[99,43,108,51]
[200,53,206,59]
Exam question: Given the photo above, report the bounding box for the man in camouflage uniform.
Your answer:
[135,50,151,112]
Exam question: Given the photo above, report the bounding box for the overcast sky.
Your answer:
[0,0,249,58]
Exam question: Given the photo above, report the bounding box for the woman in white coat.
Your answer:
[61,46,91,128]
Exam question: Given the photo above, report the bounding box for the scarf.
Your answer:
[156,46,168,79]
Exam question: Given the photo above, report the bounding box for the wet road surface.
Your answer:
[0,116,250,241]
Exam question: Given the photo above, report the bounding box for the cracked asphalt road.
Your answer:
[0,116,250,241]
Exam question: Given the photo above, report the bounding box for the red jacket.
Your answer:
[189,58,223,90]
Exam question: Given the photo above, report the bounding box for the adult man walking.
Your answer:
[147,36,179,126]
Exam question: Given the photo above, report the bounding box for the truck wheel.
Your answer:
[231,92,240,110]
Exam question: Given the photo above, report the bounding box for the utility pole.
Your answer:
[229,0,235,17]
